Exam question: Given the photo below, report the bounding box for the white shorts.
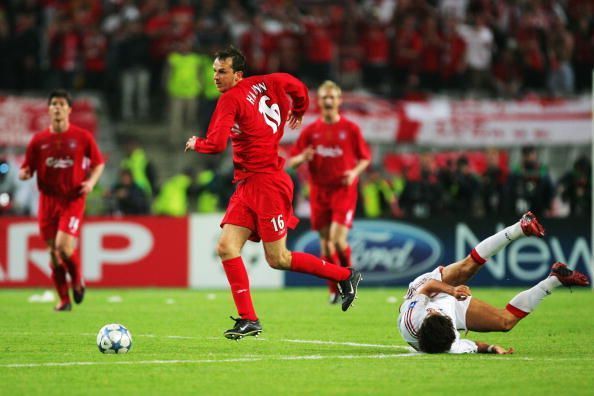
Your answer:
[405,266,472,330]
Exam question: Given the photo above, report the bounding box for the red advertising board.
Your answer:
[0,217,188,287]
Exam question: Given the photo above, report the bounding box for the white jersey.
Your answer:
[397,267,478,354]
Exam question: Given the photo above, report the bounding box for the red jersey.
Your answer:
[194,73,309,182]
[21,124,104,199]
[291,116,371,187]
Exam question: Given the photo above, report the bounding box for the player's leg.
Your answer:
[54,231,85,304]
[45,238,71,311]
[39,196,70,311]
[329,184,356,269]
[319,226,340,303]
[56,202,86,304]
[466,262,589,332]
[442,211,545,286]
[311,186,341,302]
[216,224,255,317]
[263,236,361,312]
[465,298,520,332]
[330,222,351,268]
[216,224,263,340]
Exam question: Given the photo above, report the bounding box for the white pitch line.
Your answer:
[282,339,413,350]
[1,353,420,369]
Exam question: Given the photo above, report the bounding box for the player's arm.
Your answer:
[343,124,372,185]
[80,163,105,195]
[186,95,236,153]
[80,134,105,195]
[416,279,471,301]
[19,136,37,180]
[343,158,370,186]
[270,73,309,129]
[287,128,314,168]
[287,146,315,168]
[19,166,32,180]
[474,341,514,354]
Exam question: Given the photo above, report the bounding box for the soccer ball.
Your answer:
[97,324,133,354]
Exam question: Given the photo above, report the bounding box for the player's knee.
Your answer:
[500,316,516,332]
[216,240,239,260]
[265,250,291,270]
[335,239,348,252]
[55,244,73,260]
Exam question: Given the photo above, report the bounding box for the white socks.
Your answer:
[506,276,562,317]
[473,221,524,263]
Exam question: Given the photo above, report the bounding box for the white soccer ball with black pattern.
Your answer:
[97,324,133,354]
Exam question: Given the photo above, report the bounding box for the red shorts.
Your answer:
[310,183,358,231]
[38,194,86,241]
[221,170,299,242]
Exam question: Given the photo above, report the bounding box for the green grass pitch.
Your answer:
[1,287,593,395]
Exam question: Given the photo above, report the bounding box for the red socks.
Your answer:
[338,246,352,268]
[291,252,351,282]
[62,251,82,288]
[51,265,70,304]
[222,257,258,321]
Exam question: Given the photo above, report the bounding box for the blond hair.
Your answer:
[317,80,342,96]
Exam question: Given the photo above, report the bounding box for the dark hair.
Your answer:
[48,89,72,107]
[418,314,456,353]
[214,46,246,73]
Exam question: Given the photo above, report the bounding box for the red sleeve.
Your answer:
[21,134,37,172]
[268,73,309,117]
[352,124,371,161]
[86,133,104,166]
[290,125,311,156]
[194,94,237,154]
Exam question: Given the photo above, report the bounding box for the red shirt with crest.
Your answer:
[291,116,371,187]
[21,124,104,199]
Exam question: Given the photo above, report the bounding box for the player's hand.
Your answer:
[185,136,197,152]
[492,345,514,354]
[302,146,315,162]
[452,285,471,300]
[79,180,95,195]
[287,111,303,129]
[342,169,357,186]
[18,167,32,180]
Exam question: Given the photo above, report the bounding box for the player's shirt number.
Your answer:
[259,95,281,134]
[270,214,285,232]
[68,216,80,233]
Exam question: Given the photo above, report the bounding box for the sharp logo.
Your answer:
[293,220,443,283]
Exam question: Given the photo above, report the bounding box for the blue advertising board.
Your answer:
[286,218,591,287]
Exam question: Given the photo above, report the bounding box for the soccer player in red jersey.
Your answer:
[288,81,371,304]
[19,90,105,311]
[185,47,362,340]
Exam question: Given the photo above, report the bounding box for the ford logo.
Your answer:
[293,220,443,284]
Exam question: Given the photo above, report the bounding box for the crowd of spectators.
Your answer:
[0,0,592,121]
[0,0,591,220]
[367,146,592,219]
[2,145,589,220]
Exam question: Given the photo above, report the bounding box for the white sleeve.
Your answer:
[398,295,430,346]
[448,338,478,354]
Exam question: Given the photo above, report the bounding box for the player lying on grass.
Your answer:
[398,211,590,354]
